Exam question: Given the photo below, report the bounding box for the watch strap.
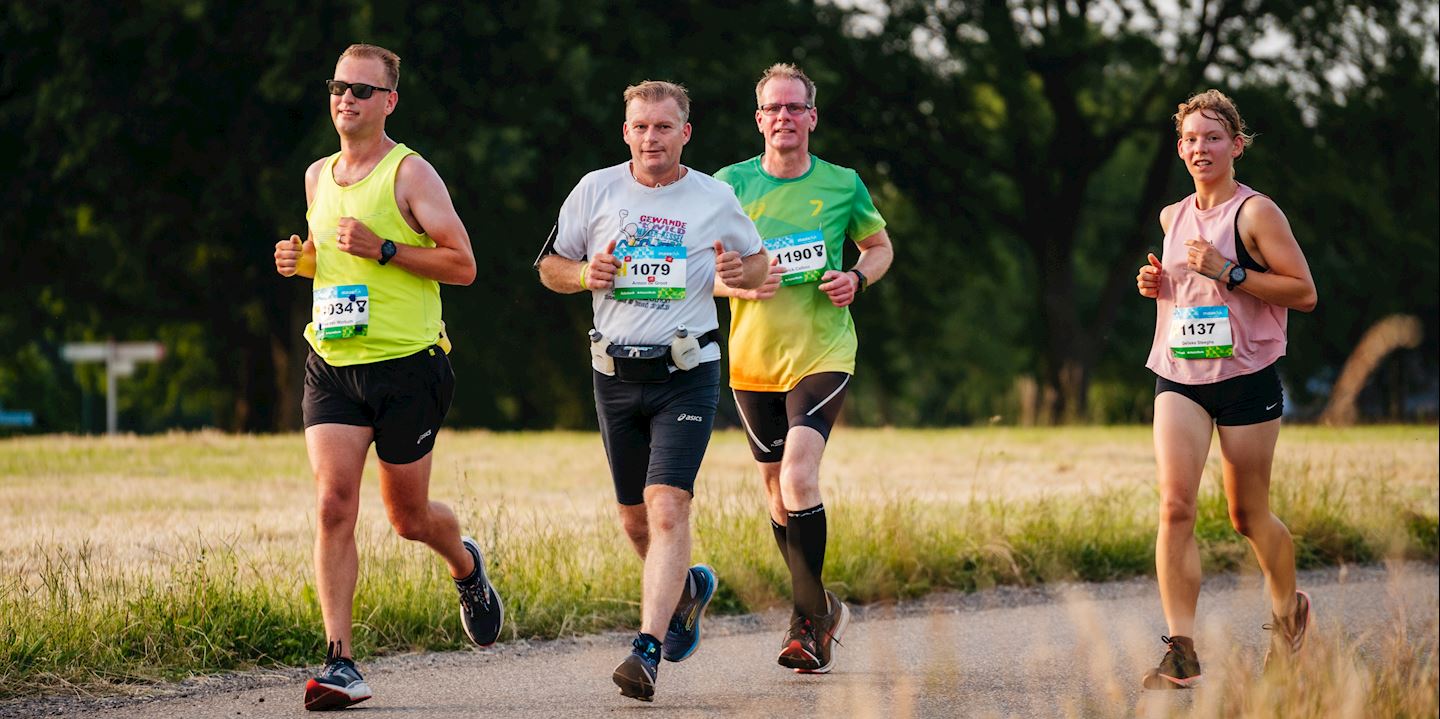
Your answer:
[850,268,868,293]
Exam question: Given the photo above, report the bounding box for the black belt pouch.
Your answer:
[607,344,671,383]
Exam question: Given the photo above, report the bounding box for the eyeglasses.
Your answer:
[759,102,813,116]
[325,80,392,100]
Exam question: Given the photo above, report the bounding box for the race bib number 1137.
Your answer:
[1169,305,1233,359]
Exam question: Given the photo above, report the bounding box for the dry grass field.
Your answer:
[0,426,1435,714]
[2,426,1433,577]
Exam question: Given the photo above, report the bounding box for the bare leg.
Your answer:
[758,460,786,526]
[617,503,650,558]
[378,452,473,579]
[1153,393,1214,638]
[637,485,692,639]
[777,427,825,512]
[1217,418,1297,618]
[307,424,373,658]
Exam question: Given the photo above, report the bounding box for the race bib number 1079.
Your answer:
[613,245,687,300]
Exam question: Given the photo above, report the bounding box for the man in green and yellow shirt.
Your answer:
[714,63,894,675]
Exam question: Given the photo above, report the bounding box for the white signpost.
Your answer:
[61,341,165,435]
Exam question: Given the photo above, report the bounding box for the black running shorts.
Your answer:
[733,372,851,463]
[302,346,455,465]
[593,361,721,506]
[1154,363,1283,427]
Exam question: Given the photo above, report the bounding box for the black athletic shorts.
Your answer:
[593,360,721,506]
[733,372,851,463]
[302,345,455,465]
[1154,363,1283,426]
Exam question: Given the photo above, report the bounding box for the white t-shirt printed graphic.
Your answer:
[611,209,689,300]
[555,163,764,370]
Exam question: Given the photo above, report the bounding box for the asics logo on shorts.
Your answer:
[416,428,434,444]
[677,413,704,422]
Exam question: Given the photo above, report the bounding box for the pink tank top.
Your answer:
[1146,183,1287,384]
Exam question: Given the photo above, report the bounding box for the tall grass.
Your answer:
[1,466,1433,700]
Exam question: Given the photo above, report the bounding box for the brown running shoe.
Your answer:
[1141,635,1203,689]
[1264,589,1313,670]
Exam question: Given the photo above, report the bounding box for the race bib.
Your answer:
[313,284,370,339]
[764,230,827,286]
[613,245,686,300]
[1170,306,1233,359]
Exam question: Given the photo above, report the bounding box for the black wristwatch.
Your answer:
[378,239,397,266]
[850,268,868,293]
[1226,264,1247,291]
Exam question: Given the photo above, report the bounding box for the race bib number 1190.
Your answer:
[764,230,827,286]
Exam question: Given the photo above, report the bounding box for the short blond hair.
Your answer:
[754,63,816,107]
[1174,89,1253,150]
[623,80,691,123]
[339,44,401,89]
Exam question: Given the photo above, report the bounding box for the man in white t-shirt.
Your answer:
[537,80,768,703]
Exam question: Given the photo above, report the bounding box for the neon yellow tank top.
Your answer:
[304,143,442,366]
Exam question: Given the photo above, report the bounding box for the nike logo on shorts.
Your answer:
[1265,402,1280,411]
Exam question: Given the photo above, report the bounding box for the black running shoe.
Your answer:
[1141,635,1203,689]
[304,641,372,711]
[800,590,850,674]
[613,633,662,702]
[1264,590,1313,670]
[662,564,717,662]
[777,609,821,672]
[456,536,504,647]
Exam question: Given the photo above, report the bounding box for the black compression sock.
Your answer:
[770,518,788,565]
[786,504,828,618]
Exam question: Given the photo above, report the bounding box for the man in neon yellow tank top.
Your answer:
[272,44,501,712]
[714,63,894,674]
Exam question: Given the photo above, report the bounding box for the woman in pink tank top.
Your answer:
[1133,90,1318,690]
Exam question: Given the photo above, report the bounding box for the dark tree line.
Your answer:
[1,0,1435,433]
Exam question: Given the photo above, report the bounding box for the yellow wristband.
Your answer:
[579,261,590,290]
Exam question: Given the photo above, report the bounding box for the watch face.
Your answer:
[1229,266,1246,283]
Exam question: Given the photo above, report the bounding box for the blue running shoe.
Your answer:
[457,536,504,647]
[613,633,661,702]
[663,564,717,662]
[304,641,372,711]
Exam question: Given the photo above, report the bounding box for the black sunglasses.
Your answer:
[325,80,392,100]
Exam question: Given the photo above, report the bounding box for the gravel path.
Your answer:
[7,562,1435,718]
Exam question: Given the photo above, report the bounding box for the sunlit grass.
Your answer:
[0,426,1435,705]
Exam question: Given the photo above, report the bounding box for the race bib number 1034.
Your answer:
[313,284,370,340]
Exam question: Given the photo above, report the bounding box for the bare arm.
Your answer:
[1234,197,1318,312]
[735,248,770,289]
[274,158,324,279]
[386,156,476,285]
[538,254,588,294]
[851,228,893,284]
[1137,204,1177,299]
[817,227,894,308]
[538,240,620,294]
